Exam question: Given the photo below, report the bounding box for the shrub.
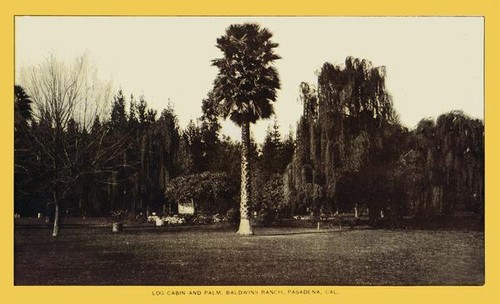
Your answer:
[212,213,225,223]
[255,208,278,227]
[162,215,186,225]
[192,213,213,225]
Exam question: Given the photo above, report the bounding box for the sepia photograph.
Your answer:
[13,15,485,288]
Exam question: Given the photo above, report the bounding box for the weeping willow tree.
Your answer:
[401,111,484,217]
[284,57,403,216]
[413,118,438,216]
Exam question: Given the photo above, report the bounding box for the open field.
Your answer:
[14,224,484,285]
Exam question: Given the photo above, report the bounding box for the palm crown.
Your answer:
[211,23,281,126]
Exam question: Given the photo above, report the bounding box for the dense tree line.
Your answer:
[14,53,293,232]
[14,81,181,220]
[15,27,483,234]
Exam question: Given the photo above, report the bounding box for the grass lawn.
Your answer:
[14,225,484,285]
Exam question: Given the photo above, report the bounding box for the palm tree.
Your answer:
[211,23,281,235]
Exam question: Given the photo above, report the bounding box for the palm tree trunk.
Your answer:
[237,121,254,235]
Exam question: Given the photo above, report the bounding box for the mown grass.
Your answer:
[14,225,484,285]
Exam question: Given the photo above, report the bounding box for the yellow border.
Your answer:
[2,1,498,304]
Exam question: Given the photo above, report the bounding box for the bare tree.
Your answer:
[18,53,122,236]
[21,53,111,129]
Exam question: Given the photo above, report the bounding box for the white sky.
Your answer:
[15,17,484,143]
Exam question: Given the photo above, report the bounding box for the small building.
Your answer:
[178,200,195,215]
